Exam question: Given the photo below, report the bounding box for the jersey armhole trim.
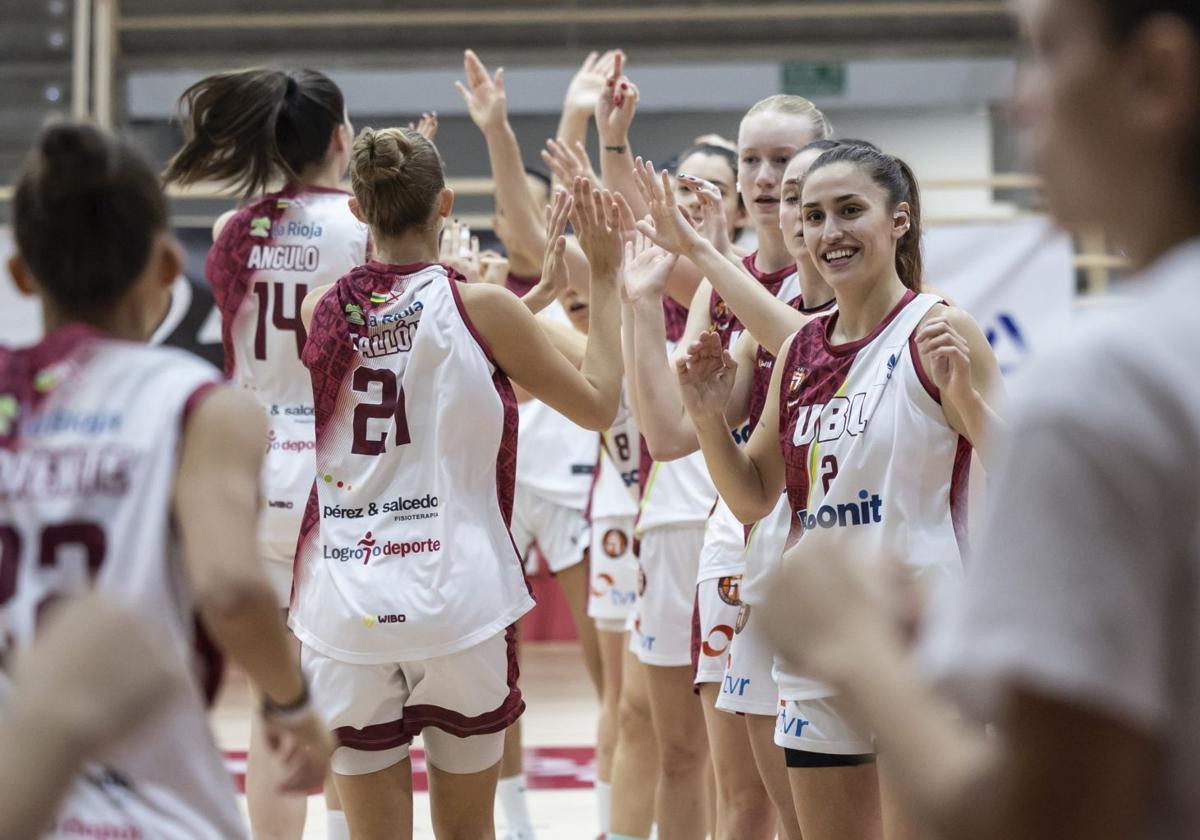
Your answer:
[908,333,941,405]
[181,380,222,432]
[445,273,499,365]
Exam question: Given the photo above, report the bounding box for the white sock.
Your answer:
[497,773,535,837]
[326,808,350,840]
[595,780,611,834]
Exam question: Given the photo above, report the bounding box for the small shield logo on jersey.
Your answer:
[249,216,271,238]
[0,396,19,436]
[735,603,752,634]
[717,576,742,606]
[344,303,366,326]
[362,615,376,627]
[789,368,808,394]
[603,528,628,558]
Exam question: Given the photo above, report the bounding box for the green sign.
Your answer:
[782,61,846,97]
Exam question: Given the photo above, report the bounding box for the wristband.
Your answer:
[604,144,627,154]
[261,682,311,724]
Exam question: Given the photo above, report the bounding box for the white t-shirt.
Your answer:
[921,238,1200,840]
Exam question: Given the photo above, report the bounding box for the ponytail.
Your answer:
[804,145,923,292]
[163,67,344,197]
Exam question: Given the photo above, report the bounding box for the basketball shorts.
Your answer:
[774,694,874,756]
[587,514,639,632]
[715,602,779,716]
[303,628,522,776]
[511,489,590,574]
[629,523,705,667]
[693,574,743,685]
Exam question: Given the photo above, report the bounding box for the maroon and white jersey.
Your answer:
[206,185,368,562]
[771,291,971,699]
[0,327,243,839]
[708,252,800,352]
[516,302,598,510]
[291,261,534,664]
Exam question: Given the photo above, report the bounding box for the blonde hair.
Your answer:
[350,126,444,236]
[742,94,833,141]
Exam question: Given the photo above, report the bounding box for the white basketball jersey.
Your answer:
[515,303,599,510]
[0,327,244,839]
[291,261,534,664]
[207,186,369,562]
[770,291,972,700]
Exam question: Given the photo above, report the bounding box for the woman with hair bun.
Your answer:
[291,126,624,838]
[163,67,367,840]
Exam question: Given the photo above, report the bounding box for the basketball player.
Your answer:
[2,122,331,839]
[162,67,368,840]
[674,144,1003,839]
[756,2,1200,839]
[623,98,832,840]
[290,126,624,838]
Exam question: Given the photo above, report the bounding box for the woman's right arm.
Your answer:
[679,330,787,523]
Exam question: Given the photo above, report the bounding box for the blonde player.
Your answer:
[291,125,623,838]
[162,67,370,840]
[1,122,330,839]
[675,144,1002,839]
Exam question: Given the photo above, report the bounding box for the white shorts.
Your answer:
[511,489,590,574]
[629,523,705,667]
[693,575,742,685]
[716,602,778,716]
[264,557,294,609]
[774,695,874,756]
[587,514,639,629]
[303,629,521,776]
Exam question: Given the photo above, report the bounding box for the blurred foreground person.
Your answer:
[756,2,1200,839]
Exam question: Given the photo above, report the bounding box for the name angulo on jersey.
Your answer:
[796,488,883,533]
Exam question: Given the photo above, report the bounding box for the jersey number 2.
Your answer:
[351,367,412,456]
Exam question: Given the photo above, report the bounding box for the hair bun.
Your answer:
[352,127,414,186]
[36,123,112,199]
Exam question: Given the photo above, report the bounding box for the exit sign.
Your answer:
[782,61,846,97]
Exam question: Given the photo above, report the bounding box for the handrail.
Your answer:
[118,3,1009,32]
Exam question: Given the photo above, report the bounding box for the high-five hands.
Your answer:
[522,188,575,313]
[568,176,625,281]
[675,331,737,419]
[455,49,508,135]
[632,157,707,257]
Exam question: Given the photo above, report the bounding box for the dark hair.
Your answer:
[523,167,553,195]
[804,145,923,292]
[163,68,345,197]
[1093,2,1200,192]
[798,138,882,158]
[351,127,445,237]
[14,123,167,314]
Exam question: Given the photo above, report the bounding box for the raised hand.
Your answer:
[632,157,706,256]
[916,315,974,404]
[623,233,679,303]
[522,188,574,313]
[563,49,624,115]
[677,173,733,256]
[594,54,639,145]
[455,49,508,135]
[542,138,600,189]
[675,330,738,419]
[438,219,481,283]
[569,176,624,280]
[409,111,438,141]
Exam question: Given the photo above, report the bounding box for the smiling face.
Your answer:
[800,161,910,291]
[675,151,744,238]
[737,110,822,231]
